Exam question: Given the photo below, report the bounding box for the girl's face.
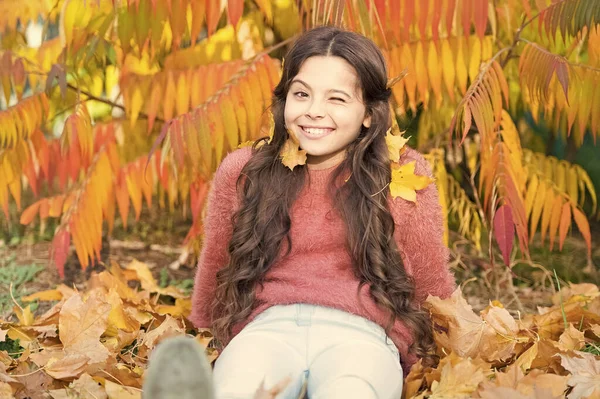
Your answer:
[284,56,371,170]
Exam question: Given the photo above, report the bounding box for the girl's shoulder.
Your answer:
[213,146,254,183]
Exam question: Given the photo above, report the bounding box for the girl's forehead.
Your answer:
[292,56,361,91]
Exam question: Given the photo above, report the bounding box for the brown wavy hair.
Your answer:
[210,26,437,365]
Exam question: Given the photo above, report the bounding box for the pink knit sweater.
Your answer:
[190,146,456,373]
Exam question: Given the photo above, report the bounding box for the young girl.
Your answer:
[185,26,455,399]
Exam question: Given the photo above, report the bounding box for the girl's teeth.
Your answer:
[304,127,331,135]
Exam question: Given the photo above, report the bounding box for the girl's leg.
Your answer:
[307,340,403,399]
[212,326,306,399]
[304,306,404,399]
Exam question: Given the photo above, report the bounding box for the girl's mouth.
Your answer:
[300,126,335,139]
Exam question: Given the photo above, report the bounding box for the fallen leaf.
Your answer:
[0,330,6,342]
[44,353,89,380]
[59,290,111,363]
[425,289,519,361]
[13,305,35,327]
[21,289,64,302]
[69,373,107,398]
[556,324,586,351]
[0,382,13,398]
[105,379,141,399]
[124,260,186,298]
[155,298,192,318]
[429,357,488,398]
[390,161,433,203]
[138,316,185,358]
[552,283,599,306]
[560,352,600,399]
[518,369,568,398]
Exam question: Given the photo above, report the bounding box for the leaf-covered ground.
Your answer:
[0,231,599,398]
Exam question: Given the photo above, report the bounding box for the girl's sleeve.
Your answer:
[189,148,250,328]
[391,149,456,304]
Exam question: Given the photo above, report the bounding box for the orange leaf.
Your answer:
[571,203,592,260]
[558,201,571,251]
[20,201,41,225]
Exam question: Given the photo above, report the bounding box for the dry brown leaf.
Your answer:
[552,283,600,306]
[533,302,600,341]
[138,316,185,358]
[518,370,568,398]
[22,324,58,339]
[425,289,519,361]
[560,352,600,399]
[428,357,488,398]
[12,361,54,399]
[591,324,600,339]
[557,324,586,351]
[44,353,89,380]
[70,373,107,398]
[59,290,111,363]
[104,379,141,399]
[0,382,13,398]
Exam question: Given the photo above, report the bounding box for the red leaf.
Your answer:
[227,0,243,27]
[52,229,71,279]
[494,204,515,266]
[555,61,569,105]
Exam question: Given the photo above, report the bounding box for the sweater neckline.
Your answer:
[306,162,345,188]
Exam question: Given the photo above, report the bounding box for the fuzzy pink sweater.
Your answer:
[190,146,456,373]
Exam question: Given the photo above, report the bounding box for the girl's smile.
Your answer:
[299,125,336,139]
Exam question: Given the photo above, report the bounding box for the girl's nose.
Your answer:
[306,99,326,119]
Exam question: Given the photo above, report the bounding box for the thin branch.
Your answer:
[519,38,600,73]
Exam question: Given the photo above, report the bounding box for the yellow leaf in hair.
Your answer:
[386,128,409,162]
[390,161,433,203]
[280,139,307,171]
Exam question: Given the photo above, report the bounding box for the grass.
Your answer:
[0,253,45,316]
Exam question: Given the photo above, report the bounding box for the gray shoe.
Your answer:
[143,336,215,399]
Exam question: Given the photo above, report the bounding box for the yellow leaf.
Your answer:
[390,161,434,203]
[105,380,141,399]
[14,305,34,326]
[386,128,409,163]
[280,137,307,171]
[21,289,63,302]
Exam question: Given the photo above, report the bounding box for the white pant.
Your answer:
[212,304,403,399]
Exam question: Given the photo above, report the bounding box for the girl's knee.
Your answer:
[311,376,378,399]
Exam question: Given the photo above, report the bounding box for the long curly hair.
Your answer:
[210,26,437,365]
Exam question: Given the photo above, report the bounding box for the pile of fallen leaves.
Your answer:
[410,284,600,398]
[0,260,599,398]
[0,260,215,398]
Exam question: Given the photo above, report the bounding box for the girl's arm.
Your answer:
[189,148,250,328]
[392,149,456,304]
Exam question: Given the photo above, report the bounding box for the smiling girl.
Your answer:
[184,26,456,399]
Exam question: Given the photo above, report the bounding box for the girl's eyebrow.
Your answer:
[291,79,352,98]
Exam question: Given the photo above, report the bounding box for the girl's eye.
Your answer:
[294,91,308,98]
[331,97,345,102]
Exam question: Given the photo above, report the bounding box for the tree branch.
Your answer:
[66,83,166,124]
